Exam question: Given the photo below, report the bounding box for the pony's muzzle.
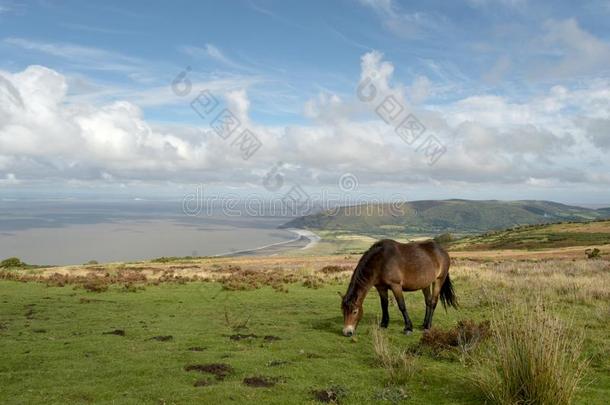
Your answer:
[342,326,354,337]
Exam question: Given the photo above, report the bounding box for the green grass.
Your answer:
[0,276,608,404]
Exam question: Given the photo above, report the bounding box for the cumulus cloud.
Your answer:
[1,51,609,191]
[581,117,610,150]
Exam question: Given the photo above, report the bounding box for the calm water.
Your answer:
[0,200,296,265]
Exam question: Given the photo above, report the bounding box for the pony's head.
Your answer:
[339,292,363,337]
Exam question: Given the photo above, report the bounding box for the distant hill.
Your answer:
[282,200,610,236]
[597,207,610,215]
[448,219,610,251]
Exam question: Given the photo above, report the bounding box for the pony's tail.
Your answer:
[439,273,458,311]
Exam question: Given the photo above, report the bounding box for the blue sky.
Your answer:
[1,0,610,203]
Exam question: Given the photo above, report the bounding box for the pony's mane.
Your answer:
[343,241,384,307]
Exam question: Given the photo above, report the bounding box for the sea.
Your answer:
[0,199,298,266]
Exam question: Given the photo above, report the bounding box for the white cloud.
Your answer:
[3,37,146,74]
[408,75,431,104]
[531,19,610,78]
[225,89,250,123]
[466,0,527,9]
[180,44,250,71]
[1,52,609,191]
[358,0,440,39]
[0,173,18,185]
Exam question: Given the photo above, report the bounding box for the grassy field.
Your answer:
[1,254,609,404]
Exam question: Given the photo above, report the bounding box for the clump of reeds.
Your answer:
[473,304,588,405]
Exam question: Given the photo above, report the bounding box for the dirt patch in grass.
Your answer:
[420,320,490,351]
[150,335,173,342]
[184,363,233,380]
[229,333,257,341]
[32,328,47,333]
[243,376,276,388]
[193,379,212,387]
[311,385,348,403]
[188,346,206,352]
[103,329,125,336]
[263,335,281,342]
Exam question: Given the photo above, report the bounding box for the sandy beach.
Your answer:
[221,228,320,257]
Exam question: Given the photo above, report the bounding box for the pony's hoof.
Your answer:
[379,323,388,329]
[403,329,413,336]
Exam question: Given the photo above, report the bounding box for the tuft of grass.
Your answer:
[373,386,409,403]
[372,326,418,385]
[472,304,589,405]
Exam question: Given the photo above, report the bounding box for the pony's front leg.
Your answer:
[376,286,389,328]
[390,284,413,334]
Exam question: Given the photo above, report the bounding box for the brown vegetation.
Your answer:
[420,320,490,352]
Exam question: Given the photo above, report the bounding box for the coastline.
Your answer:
[218,228,320,257]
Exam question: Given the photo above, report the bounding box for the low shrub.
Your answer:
[0,257,24,268]
[585,248,601,259]
[319,265,350,274]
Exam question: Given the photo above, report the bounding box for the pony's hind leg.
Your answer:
[376,286,390,328]
[424,279,442,330]
[390,284,413,334]
[422,286,433,330]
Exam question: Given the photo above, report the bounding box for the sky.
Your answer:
[0,0,609,204]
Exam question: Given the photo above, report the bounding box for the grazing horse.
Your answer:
[340,239,457,336]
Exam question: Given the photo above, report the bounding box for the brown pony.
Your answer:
[340,239,457,336]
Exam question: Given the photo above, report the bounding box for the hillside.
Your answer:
[283,200,610,236]
[448,219,610,251]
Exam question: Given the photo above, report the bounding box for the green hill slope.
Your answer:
[448,220,610,251]
[283,200,610,236]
